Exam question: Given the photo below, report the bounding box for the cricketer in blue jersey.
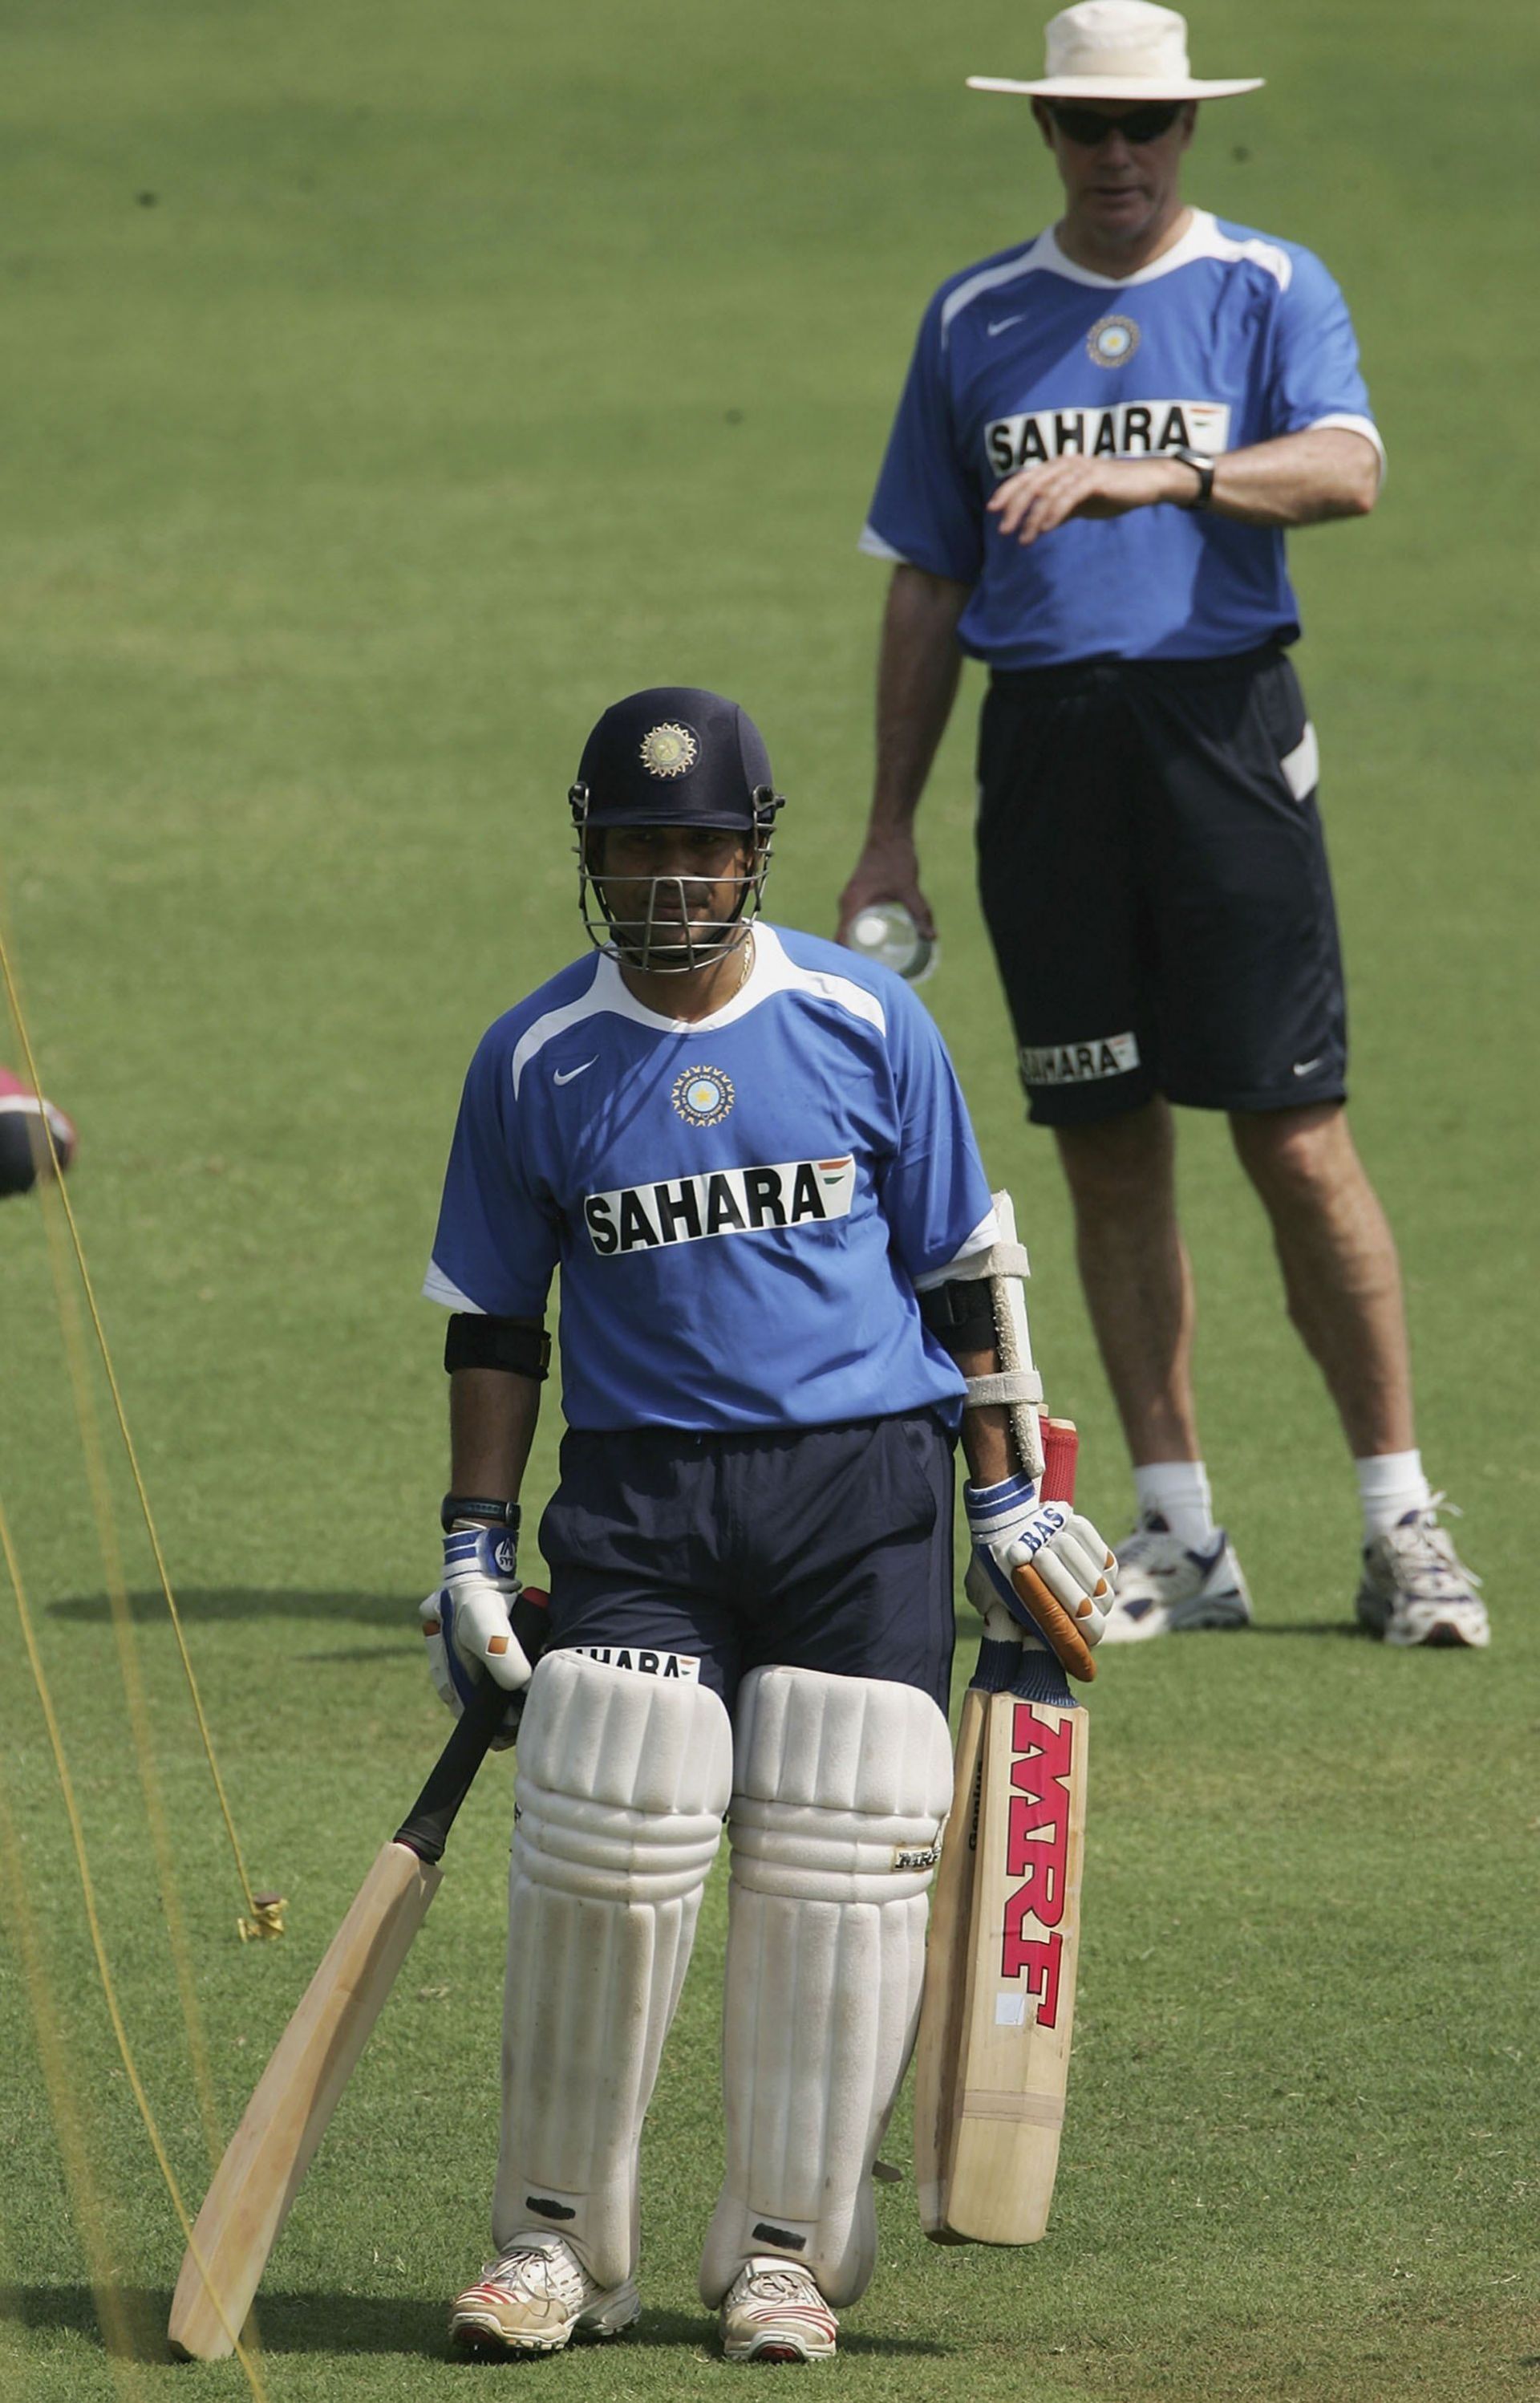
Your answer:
[838,0,1486,1651]
[416,686,1115,2364]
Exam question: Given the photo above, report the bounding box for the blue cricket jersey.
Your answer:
[424,925,995,1434]
[862,209,1382,668]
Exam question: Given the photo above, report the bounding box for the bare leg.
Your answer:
[1228,1102,1415,1458]
[1054,1098,1201,1466]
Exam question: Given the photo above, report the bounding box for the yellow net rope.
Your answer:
[0,1495,271,2397]
[0,903,282,1943]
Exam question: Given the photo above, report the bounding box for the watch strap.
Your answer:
[440,1493,522,1533]
[1174,445,1216,510]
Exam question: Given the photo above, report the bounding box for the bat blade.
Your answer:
[168,1841,441,2360]
[168,1592,549,2361]
[912,1684,986,2239]
[915,1418,1086,2245]
[942,1683,1088,2243]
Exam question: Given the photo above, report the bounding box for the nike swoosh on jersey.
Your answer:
[553,1060,597,1086]
[987,314,1025,338]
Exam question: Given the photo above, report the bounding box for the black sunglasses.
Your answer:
[1046,99,1185,145]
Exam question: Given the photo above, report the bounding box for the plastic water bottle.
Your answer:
[845,902,938,984]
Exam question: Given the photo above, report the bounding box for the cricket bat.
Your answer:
[167,1589,548,2362]
[914,1420,1088,2246]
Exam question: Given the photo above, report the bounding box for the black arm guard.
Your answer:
[443,1314,552,1380]
[918,1274,995,1352]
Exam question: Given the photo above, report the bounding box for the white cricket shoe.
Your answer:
[1356,1504,1489,1648]
[718,2258,839,2363]
[449,2234,640,2355]
[1100,1513,1253,1643]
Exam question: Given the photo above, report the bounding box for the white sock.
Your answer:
[1355,1450,1430,1539]
[1133,1460,1215,1549]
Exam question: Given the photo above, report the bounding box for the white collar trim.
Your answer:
[1035,209,1291,291]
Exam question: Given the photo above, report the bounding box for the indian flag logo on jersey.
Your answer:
[672,1065,736,1126]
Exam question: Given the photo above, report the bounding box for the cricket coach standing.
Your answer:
[419,688,1112,2360]
[838,2,1487,1648]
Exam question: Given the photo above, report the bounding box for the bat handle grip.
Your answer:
[395,1586,550,1865]
[394,1675,509,1864]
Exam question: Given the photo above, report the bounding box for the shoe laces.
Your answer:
[483,2240,584,2308]
[741,2262,821,2307]
[1385,1496,1482,1593]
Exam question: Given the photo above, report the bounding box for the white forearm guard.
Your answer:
[916,1188,1044,1479]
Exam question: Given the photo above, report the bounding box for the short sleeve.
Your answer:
[876,983,995,1281]
[424,1026,560,1317]
[861,290,986,586]
[1264,248,1382,460]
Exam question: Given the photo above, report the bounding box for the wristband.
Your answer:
[440,1494,522,1534]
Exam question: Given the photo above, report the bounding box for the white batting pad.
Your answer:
[493,1650,732,2289]
[699,1668,954,2308]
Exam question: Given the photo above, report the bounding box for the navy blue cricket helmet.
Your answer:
[569,687,784,970]
[569,687,781,830]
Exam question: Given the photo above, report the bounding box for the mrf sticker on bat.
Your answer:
[995,1702,1079,2032]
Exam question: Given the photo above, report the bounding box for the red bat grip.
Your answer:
[395,1587,549,1865]
[1040,1417,1079,1506]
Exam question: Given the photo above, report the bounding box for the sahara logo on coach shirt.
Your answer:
[1019,1033,1140,1088]
[986,400,1230,477]
[585,1156,855,1256]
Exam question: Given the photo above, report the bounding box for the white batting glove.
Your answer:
[964,1471,1115,1683]
[418,1524,534,1751]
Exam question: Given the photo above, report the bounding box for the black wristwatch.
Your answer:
[440,1494,522,1533]
[1173,446,1217,510]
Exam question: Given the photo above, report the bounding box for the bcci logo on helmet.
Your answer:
[638,722,699,778]
[671,1065,735,1126]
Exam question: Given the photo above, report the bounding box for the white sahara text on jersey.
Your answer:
[986,400,1231,477]
[585,1155,856,1256]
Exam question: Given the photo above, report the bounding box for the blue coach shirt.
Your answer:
[863,210,1382,668]
[424,925,995,1433]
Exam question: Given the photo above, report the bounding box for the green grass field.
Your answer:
[2,3,1536,2398]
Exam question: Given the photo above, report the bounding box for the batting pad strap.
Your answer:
[965,1367,1044,1411]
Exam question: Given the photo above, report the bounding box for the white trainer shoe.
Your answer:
[718,2258,839,2363]
[1100,1513,1253,1643]
[449,2234,640,2355]
[1356,1503,1489,1648]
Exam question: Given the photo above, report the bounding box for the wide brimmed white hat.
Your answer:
[970,1,1262,103]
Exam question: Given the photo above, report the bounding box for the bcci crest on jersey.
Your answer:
[986,400,1231,477]
[586,1155,856,1256]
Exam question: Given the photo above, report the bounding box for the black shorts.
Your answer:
[538,1413,956,1716]
[975,643,1348,1127]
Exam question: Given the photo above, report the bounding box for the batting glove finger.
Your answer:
[444,1578,535,1693]
[1026,1514,1115,1649]
[418,1591,459,1715]
[419,1586,529,1751]
[1007,1558,1098,1681]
